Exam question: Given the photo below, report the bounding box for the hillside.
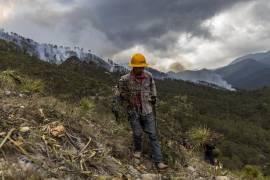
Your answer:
[214,51,270,90]
[215,59,270,90]
[1,85,234,179]
[0,40,242,179]
[168,69,234,90]
[0,39,270,179]
[229,51,270,65]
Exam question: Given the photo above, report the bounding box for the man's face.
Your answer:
[133,67,144,76]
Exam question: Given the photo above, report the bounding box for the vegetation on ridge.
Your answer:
[0,39,270,179]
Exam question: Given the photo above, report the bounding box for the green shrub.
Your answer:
[188,126,211,150]
[21,78,44,93]
[0,69,19,90]
[79,98,95,113]
[0,69,44,93]
[241,165,264,180]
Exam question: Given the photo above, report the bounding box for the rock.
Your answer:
[4,90,11,96]
[8,114,14,119]
[134,158,141,165]
[215,176,229,180]
[187,166,196,173]
[187,165,198,177]
[141,173,160,180]
[19,126,30,133]
[18,156,35,171]
[38,108,45,118]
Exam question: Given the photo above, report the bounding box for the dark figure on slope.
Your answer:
[204,142,220,165]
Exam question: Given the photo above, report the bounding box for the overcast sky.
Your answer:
[0,0,269,72]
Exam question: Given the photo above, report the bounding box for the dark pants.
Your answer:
[128,111,163,163]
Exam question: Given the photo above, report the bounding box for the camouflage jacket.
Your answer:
[118,71,157,115]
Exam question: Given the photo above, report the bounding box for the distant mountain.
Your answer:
[0,29,116,71]
[258,56,270,66]
[215,51,270,90]
[177,51,270,90]
[0,29,234,90]
[230,50,270,65]
[168,69,234,90]
[216,59,262,78]
[146,67,168,79]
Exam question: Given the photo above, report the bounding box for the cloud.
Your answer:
[185,0,270,69]
[168,62,185,73]
[72,0,254,70]
[0,1,15,23]
[1,0,270,71]
[61,0,252,54]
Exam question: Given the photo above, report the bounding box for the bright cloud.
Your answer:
[0,0,269,72]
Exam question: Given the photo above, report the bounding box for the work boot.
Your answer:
[133,151,142,159]
[156,162,168,170]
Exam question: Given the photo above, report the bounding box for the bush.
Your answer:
[188,126,211,150]
[79,98,95,114]
[241,165,264,180]
[0,69,44,93]
[0,69,19,90]
[21,78,44,93]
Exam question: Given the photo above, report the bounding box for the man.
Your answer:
[118,53,168,170]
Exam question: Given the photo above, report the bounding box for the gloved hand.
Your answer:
[150,96,157,105]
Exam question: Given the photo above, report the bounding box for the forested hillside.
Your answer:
[0,39,270,178]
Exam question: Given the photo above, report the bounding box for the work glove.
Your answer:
[150,96,157,105]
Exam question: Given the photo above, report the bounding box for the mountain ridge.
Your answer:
[229,50,270,65]
[0,29,235,90]
[215,58,270,90]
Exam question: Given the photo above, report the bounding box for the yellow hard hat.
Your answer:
[129,53,149,67]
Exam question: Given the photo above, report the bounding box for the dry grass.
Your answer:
[0,72,241,179]
[20,79,44,94]
[0,69,44,93]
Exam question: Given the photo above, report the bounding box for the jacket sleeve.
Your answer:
[118,76,129,101]
[150,76,157,97]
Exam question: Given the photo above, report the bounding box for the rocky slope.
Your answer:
[0,38,267,179]
[0,88,237,179]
